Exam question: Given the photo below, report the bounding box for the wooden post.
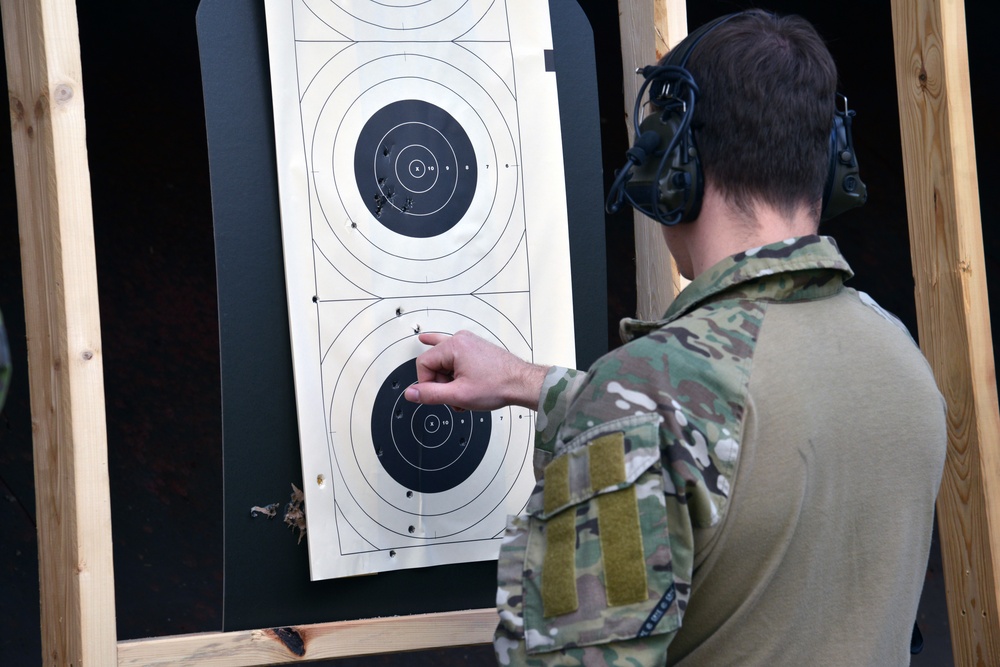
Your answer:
[1,0,117,665]
[890,0,1000,663]
[617,0,688,319]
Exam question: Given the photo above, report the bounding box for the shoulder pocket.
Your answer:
[520,414,680,654]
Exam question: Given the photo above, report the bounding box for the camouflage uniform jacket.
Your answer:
[495,235,867,665]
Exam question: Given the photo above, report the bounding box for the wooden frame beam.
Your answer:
[1,0,117,664]
[891,0,1000,663]
[116,609,496,666]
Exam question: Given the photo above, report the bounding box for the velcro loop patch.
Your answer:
[598,486,648,607]
[541,509,579,617]
[589,432,627,490]
[543,454,570,516]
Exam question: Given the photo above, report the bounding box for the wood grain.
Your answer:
[1,1,116,665]
[117,609,498,666]
[890,0,1000,664]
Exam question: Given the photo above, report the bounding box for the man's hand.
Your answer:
[404,330,548,411]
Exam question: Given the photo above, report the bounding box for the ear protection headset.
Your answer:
[605,12,867,225]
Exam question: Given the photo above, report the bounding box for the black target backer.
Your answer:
[371,358,491,493]
[355,99,477,238]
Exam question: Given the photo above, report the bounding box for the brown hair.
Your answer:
[683,10,838,220]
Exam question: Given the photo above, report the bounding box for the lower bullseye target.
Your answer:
[371,358,490,493]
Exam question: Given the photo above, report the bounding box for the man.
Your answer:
[406,10,946,665]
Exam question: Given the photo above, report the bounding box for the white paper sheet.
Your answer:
[264,0,575,580]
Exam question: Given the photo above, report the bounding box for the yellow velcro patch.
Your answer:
[542,509,579,617]
[588,432,626,490]
[598,487,648,607]
[543,454,570,515]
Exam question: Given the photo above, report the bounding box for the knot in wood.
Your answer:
[54,84,73,104]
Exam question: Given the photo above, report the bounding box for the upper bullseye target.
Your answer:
[356,100,477,238]
[307,48,523,290]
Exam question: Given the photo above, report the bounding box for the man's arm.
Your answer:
[404,330,550,411]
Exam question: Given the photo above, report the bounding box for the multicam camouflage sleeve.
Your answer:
[495,413,680,666]
[532,367,589,476]
[494,283,760,665]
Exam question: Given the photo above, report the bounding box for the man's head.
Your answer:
[683,10,838,223]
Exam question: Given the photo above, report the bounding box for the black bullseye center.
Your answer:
[372,358,490,493]
[397,145,438,194]
[354,99,477,238]
[409,403,453,450]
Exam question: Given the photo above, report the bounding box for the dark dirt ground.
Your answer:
[4,0,999,664]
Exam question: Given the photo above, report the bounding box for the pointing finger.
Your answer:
[417,332,450,347]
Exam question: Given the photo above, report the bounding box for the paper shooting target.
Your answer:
[266,0,574,579]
